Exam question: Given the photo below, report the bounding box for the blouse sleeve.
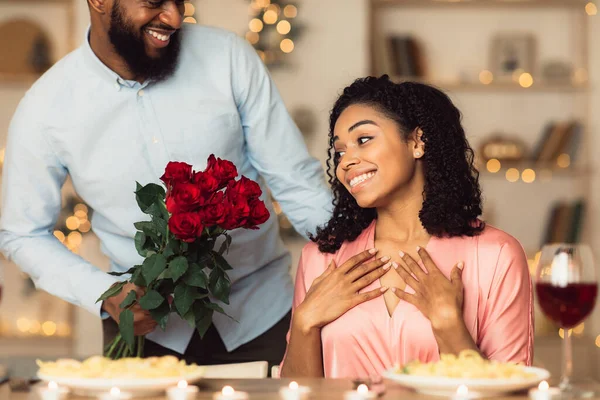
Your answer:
[278,243,319,374]
[478,239,534,365]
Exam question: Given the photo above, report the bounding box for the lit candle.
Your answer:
[167,380,199,400]
[452,385,472,400]
[529,381,562,400]
[344,384,376,400]
[213,385,249,400]
[279,381,311,400]
[38,381,69,400]
[98,387,133,400]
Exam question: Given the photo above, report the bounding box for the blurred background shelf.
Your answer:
[390,76,590,92]
[372,0,592,9]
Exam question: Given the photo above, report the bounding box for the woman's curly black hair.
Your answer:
[312,75,484,253]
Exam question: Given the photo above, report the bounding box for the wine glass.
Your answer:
[535,243,597,396]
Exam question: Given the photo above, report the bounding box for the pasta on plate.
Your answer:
[37,355,203,379]
[397,350,536,379]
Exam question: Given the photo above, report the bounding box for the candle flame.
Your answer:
[48,381,58,390]
[110,387,121,396]
[357,384,369,394]
[178,380,188,389]
[289,381,299,390]
[539,381,549,391]
[457,385,468,396]
[222,386,235,395]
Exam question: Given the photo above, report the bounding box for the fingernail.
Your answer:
[383,261,392,270]
[392,262,399,269]
[380,286,388,292]
[380,256,391,262]
[458,261,464,270]
[390,287,397,293]
[399,250,405,257]
[416,246,421,252]
[369,248,378,254]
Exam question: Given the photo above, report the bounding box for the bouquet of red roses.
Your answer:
[98,155,270,359]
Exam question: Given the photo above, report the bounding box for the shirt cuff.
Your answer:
[81,270,121,318]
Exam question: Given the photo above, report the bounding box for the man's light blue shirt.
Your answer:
[0,25,332,353]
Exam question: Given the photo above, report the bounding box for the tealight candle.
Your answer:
[213,385,249,400]
[38,381,69,400]
[279,381,311,400]
[98,387,133,400]
[451,385,475,400]
[528,381,562,400]
[344,384,377,400]
[167,380,199,400]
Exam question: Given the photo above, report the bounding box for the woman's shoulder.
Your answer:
[475,223,524,253]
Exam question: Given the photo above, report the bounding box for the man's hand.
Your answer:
[101,283,158,336]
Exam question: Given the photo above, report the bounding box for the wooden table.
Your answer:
[2,378,584,400]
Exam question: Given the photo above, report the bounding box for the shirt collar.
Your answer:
[81,26,145,89]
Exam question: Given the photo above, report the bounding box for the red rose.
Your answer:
[220,195,251,230]
[205,190,225,206]
[205,154,238,190]
[160,162,193,186]
[166,183,203,213]
[193,171,220,194]
[199,203,227,227]
[168,212,204,242]
[226,176,262,201]
[245,199,270,229]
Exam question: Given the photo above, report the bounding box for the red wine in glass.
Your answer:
[536,282,598,328]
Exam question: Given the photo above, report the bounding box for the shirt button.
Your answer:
[114,82,120,91]
[138,90,145,97]
[152,137,159,144]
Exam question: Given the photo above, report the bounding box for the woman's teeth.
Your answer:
[147,29,169,42]
[350,172,375,188]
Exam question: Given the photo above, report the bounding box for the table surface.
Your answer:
[5,378,600,400]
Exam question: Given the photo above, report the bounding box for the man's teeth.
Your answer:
[147,30,169,42]
[350,172,375,188]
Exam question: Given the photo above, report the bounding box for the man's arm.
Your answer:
[230,35,333,238]
[0,98,119,316]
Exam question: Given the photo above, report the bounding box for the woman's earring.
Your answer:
[415,151,423,158]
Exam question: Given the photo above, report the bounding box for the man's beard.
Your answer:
[108,0,182,82]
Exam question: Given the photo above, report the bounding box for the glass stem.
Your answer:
[560,328,573,391]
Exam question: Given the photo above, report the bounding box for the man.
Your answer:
[0,0,331,371]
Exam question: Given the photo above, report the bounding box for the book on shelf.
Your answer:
[541,199,585,247]
[530,120,582,164]
[374,35,426,78]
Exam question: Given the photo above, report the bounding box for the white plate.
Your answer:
[382,366,550,398]
[38,368,205,397]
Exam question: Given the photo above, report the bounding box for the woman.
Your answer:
[280,76,533,378]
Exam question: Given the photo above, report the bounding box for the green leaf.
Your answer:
[108,267,137,277]
[131,267,146,287]
[135,183,166,214]
[203,302,226,315]
[194,305,214,339]
[119,309,135,352]
[155,217,168,238]
[139,290,165,310]
[134,221,161,243]
[142,253,167,283]
[168,256,189,283]
[182,308,196,329]
[119,290,137,309]
[163,240,179,259]
[209,268,231,304]
[135,232,148,257]
[136,182,143,191]
[174,283,196,316]
[218,234,232,255]
[212,251,233,271]
[149,301,171,330]
[183,263,209,288]
[96,281,126,303]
